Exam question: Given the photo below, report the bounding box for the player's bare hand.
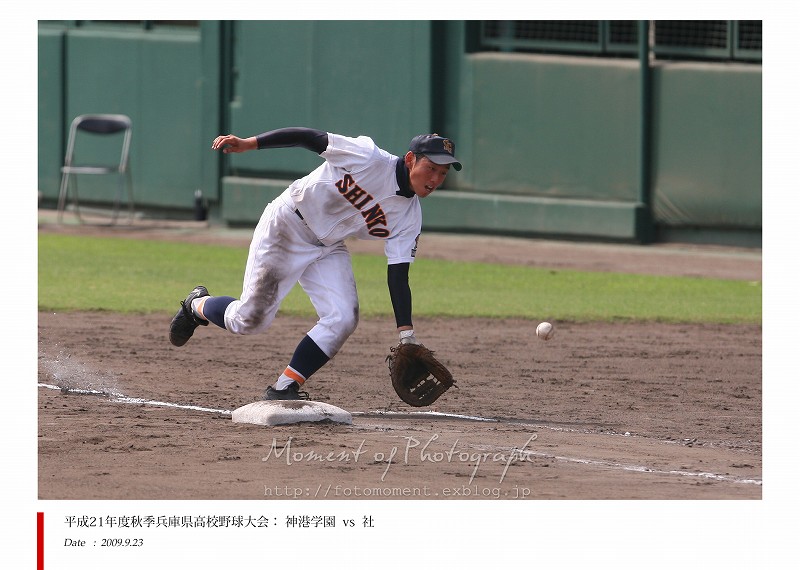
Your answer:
[211,134,257,153]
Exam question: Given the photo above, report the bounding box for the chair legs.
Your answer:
[109,170,135,224]
[56,171,134,225]
[56,171,70,224]
[57,173,85,224]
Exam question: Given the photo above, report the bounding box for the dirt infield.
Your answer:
[37,219,762,500]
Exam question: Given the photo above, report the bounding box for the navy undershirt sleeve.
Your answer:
[387,262,412,328]
[255,127,328,154]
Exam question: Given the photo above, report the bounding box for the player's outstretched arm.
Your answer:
[213,128,328,155]
[211,134,257,154]
[387,262,419,345]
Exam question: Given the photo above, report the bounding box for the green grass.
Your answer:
[38,234,761,324]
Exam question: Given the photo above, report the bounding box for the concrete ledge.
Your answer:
[221,176,290,224]
[221,177,645,241]
[424,191,645,241]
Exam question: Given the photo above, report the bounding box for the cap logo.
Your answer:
[442,139,453,155]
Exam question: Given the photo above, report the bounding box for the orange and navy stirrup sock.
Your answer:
[275,367,306,390]
[289,335,331,377]
[274,335,331,389]
[197,296,236,329]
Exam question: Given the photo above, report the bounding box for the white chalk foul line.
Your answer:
[352,410,498,422]
[513,448,762,486]
[38,383,761,486]
[38,383,231,415]
[38,384,493,422]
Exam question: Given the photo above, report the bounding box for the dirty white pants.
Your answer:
[223,197,359,357]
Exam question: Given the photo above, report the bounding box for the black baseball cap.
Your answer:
[409,134,462,171]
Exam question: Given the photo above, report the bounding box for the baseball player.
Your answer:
[169,127,462,401]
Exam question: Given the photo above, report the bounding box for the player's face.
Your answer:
[407,155,450,198]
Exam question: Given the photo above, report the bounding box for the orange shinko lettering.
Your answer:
[369,227,390,237]
[361,204,387,229]
[336,174,355,193]
[342,185,372,207]
[335,173,390,237]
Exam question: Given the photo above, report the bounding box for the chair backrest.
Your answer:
[74,114,131,135]
[65,114,132,170]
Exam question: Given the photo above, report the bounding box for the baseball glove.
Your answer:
[385,343,456,407]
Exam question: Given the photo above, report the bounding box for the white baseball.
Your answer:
[536,321,554,341]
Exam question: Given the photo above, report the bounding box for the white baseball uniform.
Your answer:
[222,133,421,357]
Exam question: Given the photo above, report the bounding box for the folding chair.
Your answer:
[57,114,134,224]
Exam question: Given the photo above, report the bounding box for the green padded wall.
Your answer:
[225,21,433,177]
[652,62,761,228]
[38,27,65,196]
[464,53,641,202]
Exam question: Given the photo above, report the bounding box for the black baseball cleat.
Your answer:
[263,381,310,401]
[169,285,210,347]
